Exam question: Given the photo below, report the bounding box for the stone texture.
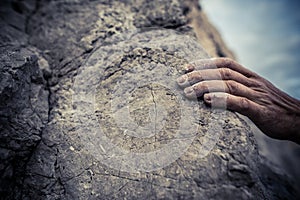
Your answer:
[0,44,49,197]
[0,0,298,199]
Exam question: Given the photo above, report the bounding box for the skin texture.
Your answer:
[177,58,300,144]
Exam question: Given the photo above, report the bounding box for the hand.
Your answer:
[177,57,300,144]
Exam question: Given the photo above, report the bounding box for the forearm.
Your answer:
[289,112,300,144]
[275,89,300,144]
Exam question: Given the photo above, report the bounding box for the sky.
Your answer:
[200,0,300,99]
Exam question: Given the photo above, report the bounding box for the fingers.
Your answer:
[178,58,264,119]
[203,92,263,118]
[183,80,257,100]
[183,80,226,99]
[177,69,221,87]
[177,68,256,88]
[184,57,258,78]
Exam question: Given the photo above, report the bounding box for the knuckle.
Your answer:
[251,78,267,90]
[257,92,272,104]
[186,72,194,83]
[264,92,272,101]
[221,68,232,80]
[248,79,260,87]
[193,82,206,94]
[194,71,203,81]
[252,90,263,99]
[222,57,234,67]
[191,83,199,93]
[226,80,239,94]
[188,71,202,83]
[240,97,250,110]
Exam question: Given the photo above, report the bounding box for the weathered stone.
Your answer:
[0,45,49,197]
[0,0,298,199]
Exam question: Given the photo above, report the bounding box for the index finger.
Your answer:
[184,58,258,78]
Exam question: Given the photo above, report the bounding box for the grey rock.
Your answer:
[0,0,298,199]
[0,1,49,197]
[0,45,49,198]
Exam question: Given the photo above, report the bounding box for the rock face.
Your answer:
[0,45,49,196]
[0,0,50,196]
[0,0,298,199]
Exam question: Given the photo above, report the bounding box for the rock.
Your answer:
[0,1,49,197]
[183,0,235,58]
[0,0,298,199]
[0,45,49,197]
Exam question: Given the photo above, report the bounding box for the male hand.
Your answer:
[177,58,300,144]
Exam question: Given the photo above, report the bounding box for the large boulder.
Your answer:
[0,0,297,199]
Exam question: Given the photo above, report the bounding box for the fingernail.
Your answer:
[177,75,187,84]
[184,87,195,95]
[204,94,211,103]
[184,64,193,72]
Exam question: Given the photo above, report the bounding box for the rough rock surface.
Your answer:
[0,0,50,196]
[0,0,298,199]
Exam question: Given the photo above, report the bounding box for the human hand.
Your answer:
[177,58,300,144]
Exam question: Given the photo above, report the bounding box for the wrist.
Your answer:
[290,115,300,144]
[279,93,300,144]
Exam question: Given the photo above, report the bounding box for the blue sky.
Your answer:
[201,0,300,99]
